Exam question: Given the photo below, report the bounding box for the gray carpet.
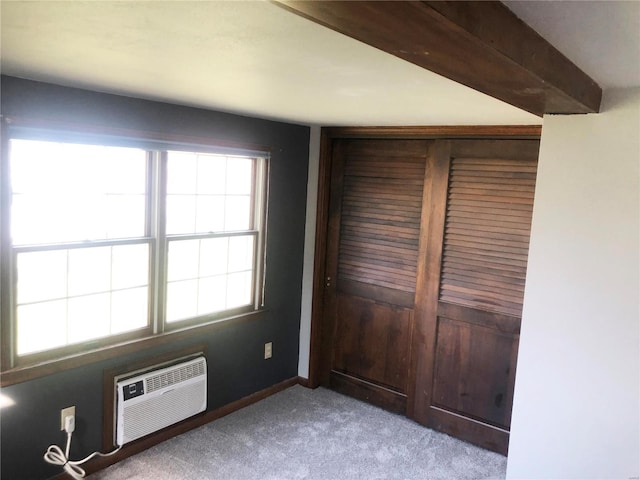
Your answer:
[89,385,506,479]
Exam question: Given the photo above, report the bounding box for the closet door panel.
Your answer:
[332,294,412,393]
[432,314,518,429]
[324,138,430,411]
[417,139,538,455]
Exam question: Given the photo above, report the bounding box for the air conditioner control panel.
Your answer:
[123,380,144,400]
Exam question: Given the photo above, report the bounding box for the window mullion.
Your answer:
[153,151,168,334]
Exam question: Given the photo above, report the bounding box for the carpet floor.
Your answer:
[88,385,507,480]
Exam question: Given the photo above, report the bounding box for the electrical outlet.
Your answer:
[264,342,272,360]
[60,406,75,431]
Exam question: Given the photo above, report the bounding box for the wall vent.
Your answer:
[115,355,207,446]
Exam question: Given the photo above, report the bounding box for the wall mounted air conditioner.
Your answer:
[115,355,207,446]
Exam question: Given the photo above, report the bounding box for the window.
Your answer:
[1,132,268,367]
[165,151,258,323]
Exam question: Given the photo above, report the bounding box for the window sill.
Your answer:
[0,309,267,387]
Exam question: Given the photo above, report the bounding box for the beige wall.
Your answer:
[507,88,640,479]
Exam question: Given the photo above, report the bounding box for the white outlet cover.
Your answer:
[60,405,75,430]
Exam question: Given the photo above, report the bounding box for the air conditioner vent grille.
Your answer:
[145,359,205,393]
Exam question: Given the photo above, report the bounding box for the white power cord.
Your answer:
[44,415,121,479]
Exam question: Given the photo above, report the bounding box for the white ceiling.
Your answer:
[1,1,638,127]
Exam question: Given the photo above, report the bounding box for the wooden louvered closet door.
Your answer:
[413,139,539,454]
[319,135,539,455]
[323,139,430,413]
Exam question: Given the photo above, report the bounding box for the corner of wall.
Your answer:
[298,126,322,379]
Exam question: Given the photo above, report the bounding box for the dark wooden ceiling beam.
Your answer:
[273,1,602,116]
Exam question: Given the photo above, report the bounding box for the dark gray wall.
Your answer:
[0,76,310,480]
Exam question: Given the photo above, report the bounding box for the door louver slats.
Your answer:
[439,157,537,317]
[338,148,426,296]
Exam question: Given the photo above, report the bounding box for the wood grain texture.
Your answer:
[406,140,451,423]
[326,139,429,399]
[338,278,414,310]
[423,1,600,114]
[308,127,540,391]
[274,1,601,115]
[309,128,539,456]
[317,138,349,387]
[329,370,407,414]
[451,139,541,160]
[437,302,520,335]
[439,145,538,317]
[307,129,335,388]
[427,405,509,455]
[336,139,427,295]
[332,294,413,393]
[322,125,542,140]
[425,139,535,453]
[432,317,518,430]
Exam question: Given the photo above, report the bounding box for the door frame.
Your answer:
[306,125,542,390]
